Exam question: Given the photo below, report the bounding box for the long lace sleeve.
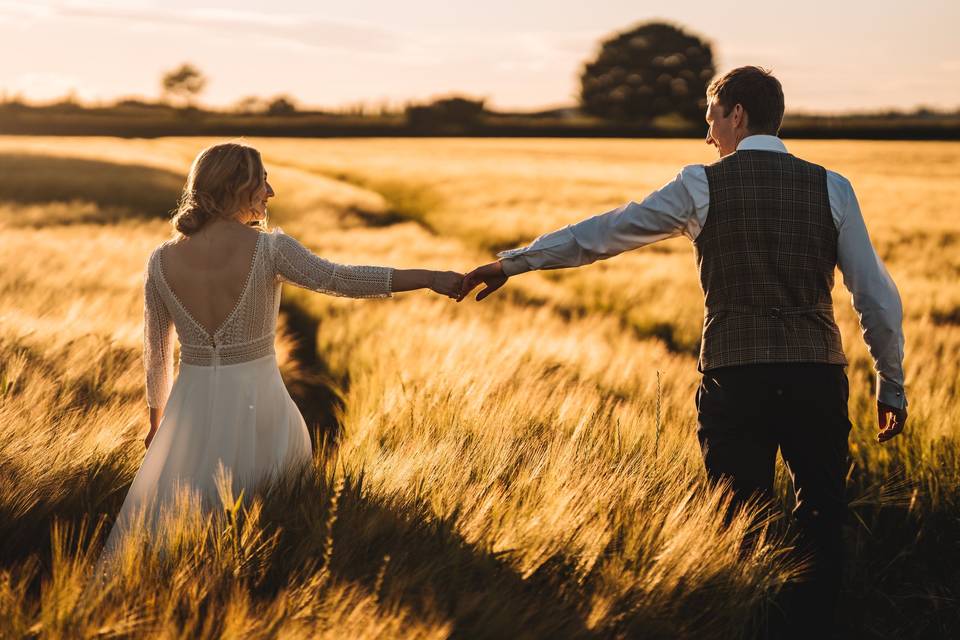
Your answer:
[144,251,175,409]
[271,228,394,298]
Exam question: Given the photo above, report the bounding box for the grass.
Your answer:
[0,136,958,638]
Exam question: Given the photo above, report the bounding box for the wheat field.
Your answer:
[0,136,957,639]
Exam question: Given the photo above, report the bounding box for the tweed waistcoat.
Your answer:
[694,149,847,372]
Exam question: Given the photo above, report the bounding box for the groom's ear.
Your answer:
[733,103,749,130]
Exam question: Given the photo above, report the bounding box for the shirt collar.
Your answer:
[736,134,788,153]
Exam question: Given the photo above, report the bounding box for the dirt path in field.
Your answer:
[275,300,348,461]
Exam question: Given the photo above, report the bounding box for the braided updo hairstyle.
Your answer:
[171,141,267,237]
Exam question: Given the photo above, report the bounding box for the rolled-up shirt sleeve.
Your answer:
[497,166,703,276]
[832,174,907,409]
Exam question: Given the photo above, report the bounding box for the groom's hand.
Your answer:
[457,261,507,302]
[877,401,908,444]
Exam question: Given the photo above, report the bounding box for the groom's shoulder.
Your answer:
[687,153,741,184]
[785,153,858,204]
[822,166,856,201]
[781,151,844,179]
[822,165,852,187]
[790,157,857,210]
[677,161,710,181]
[674,162,710,196]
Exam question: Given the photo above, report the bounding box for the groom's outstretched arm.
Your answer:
[458,166,706,301]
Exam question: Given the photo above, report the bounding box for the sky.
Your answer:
[1,0,958,113]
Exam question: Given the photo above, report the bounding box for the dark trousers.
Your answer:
[695,362,851,638]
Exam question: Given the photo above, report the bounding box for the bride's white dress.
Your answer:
[96,226,393,569]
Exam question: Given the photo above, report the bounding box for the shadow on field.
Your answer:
[276,299,348,462]
[321,169,441,234]
[0,336,148,565]
[258,468,598,639]
[0,445,134,568]
[340,204,409,228]
[335,477,596,639]
[267,298,596,637]
[0,153,184,225]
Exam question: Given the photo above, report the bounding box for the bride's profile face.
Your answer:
[246,169,275,222]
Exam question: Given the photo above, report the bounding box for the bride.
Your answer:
[95,141,462,570]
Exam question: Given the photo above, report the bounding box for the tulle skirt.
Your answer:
[95,351,313,571]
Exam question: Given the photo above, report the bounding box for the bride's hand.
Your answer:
[429,271,464,299]
[144,426,157,449]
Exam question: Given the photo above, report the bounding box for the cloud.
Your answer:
[41,1,405,54]
[0,0,55,25]
[392,29,601,71]
[0,2,619,109]
[18,2,604,63]
[0,1,54,17]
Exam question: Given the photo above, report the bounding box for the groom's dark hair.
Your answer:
[707,66,785,135]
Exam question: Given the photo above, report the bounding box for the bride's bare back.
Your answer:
[159,221,262,337]
[143,221,396,410]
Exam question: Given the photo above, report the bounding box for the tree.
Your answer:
[579,22,714,123]
[161,63,207,108]
[233,95,267,115]
[266,95,297,116]
[405,96,486,131]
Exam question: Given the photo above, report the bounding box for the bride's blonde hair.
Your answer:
[171,141,267,236]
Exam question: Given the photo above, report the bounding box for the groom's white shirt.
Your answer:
[498,134,906,409]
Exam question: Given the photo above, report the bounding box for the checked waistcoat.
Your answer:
[694,149,848,372]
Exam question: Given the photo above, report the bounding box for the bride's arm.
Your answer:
[143,251,175,447]
[391,269,463,298]
[272,230,462,298]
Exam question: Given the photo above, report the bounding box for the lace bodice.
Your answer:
[143,226,394,409]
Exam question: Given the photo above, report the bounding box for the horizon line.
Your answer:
[5,91,958,119]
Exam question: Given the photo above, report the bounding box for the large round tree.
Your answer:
[579,22,715,123]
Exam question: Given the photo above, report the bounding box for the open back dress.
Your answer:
[97,225,394,568]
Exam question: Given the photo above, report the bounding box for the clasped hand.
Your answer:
[427,261,508,302]
[429,270,466,299]
[456,261,508,302]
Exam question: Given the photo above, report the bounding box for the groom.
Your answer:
[458,66,907,635]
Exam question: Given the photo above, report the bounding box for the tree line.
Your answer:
[52,21,720,126]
